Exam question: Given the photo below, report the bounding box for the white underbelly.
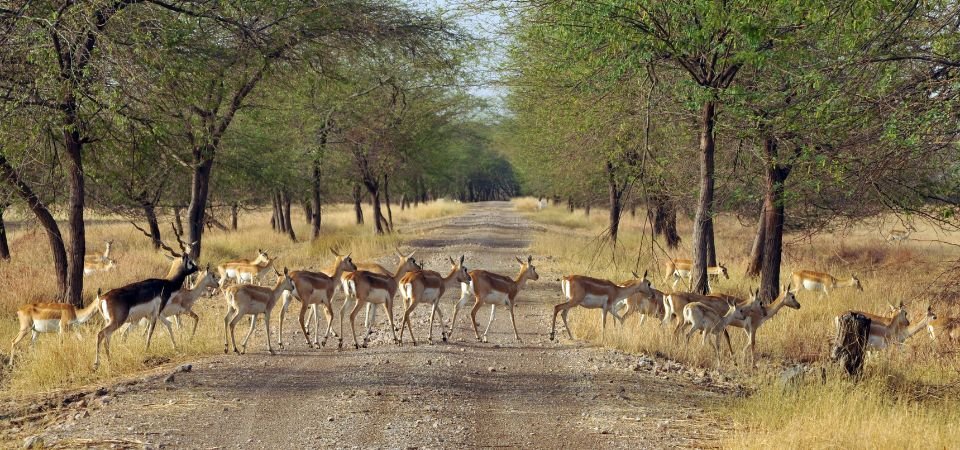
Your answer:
[237,272,259,283]
[802,280,824,291]
[674,269,691,279]
[365,288,391,305]
[481,291,510,306]
[83,268,95,276]
[421,287,440,303]
[225,269,239,279]
[33,319,63,333]
[580,293,609,309]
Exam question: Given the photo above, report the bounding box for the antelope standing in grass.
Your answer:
[550,271,652,344]
[665,290,767,363]
[680,297,751,366]
[84,240,113,265]
[887,225,916,243]
[94,254,199,369]
[277,250,357,349]
[223,267,295,355]
[339,258,422,349]
[737,286,801,367]
[835,303,911,352]
[450,256,539,344]
[83,258,117,276]
[217,249,274,288]
[8,294,102,366]
[790,270,863,298]
[125,266,220,339]
[616,285,666,327]
[664,258,729,290]
[927,308,960,341]
[397,255,471,346]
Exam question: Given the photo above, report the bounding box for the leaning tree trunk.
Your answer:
[270,192,280,231]
[282,190,296,242]
[0,203,9,260]
[745,205,766,277]
[0,153,69,298]
[186,155,214,259]
[649,195,681,249]
[143,203,162,249]
[567,197,574,213]
[303,200,312,225]
[691,100,717,295]
[173,207,184,236]
[363,180,387,235]
[231,202,239,231]
[352,184,365,225]
[759,136,792,303]
[383,174,394,232]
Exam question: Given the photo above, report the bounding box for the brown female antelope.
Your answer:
[276,251,357,349]
[617,285,666,327]
[83,258,117,276]
[886,225,916,243]
[835,303,911,351]
[223,267,295,355]
[550,271,652,343]
[94,254,199,369]
[125,266,221,339]
[337,249,418,330]
[449,256,539,344]
[681,297,751,366]
[738,286,801,366]
[791,270,863,298]
[927,308,960,341]
[84,240,113,264]
[8,294,102,365]
[339,257,422,349]
[217,249,274,288]
[397,255,470,346]
[664,258,729,290]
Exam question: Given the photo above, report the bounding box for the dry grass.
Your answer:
[0,201,463,396]
[516,197,960,449]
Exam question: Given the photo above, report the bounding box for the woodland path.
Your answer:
[25,202,732,448]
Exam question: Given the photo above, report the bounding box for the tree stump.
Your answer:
[831,312,871,378]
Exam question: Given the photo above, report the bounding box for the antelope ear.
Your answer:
[786,283,792,292]
[642,269,648,279]
[527,255,533,264]
[330,248,341,257]
[283,267,289,275]
[407,250,417,259]
[449,256,456,265]
[460,255,465,265]
[515,256,524,264]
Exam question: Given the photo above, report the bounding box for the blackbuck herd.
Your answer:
[8,244,959,370]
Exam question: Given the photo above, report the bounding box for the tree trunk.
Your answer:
[585,203,591,217]
[63,130,86,307]
[311,156,322,239]
[691,100,717,295]
[270,192,279,230]
[304,200,312,225]
[231,202,239,231]
[173,207,184,236]
[0,153,69,298]
[706,218,717,267]
[282,190,296,242]
[759,136,792,303]
[567,197,574,213]
[363,181,386,235]
[0,203,10,260]
[606,161,623,243]
[745,205,766,277]
[352,184,365,225]
[831,312,870,378]
[384,174,394,232]
[186,156,214,259]
[143,203,162,249]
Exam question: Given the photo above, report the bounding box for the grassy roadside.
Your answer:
[514,197,960,449]
[0,200,465,397]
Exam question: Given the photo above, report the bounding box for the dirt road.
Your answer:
[18,202,732,448]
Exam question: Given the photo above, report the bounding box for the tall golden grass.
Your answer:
[0,200,464,396]
[515,197,960,449]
